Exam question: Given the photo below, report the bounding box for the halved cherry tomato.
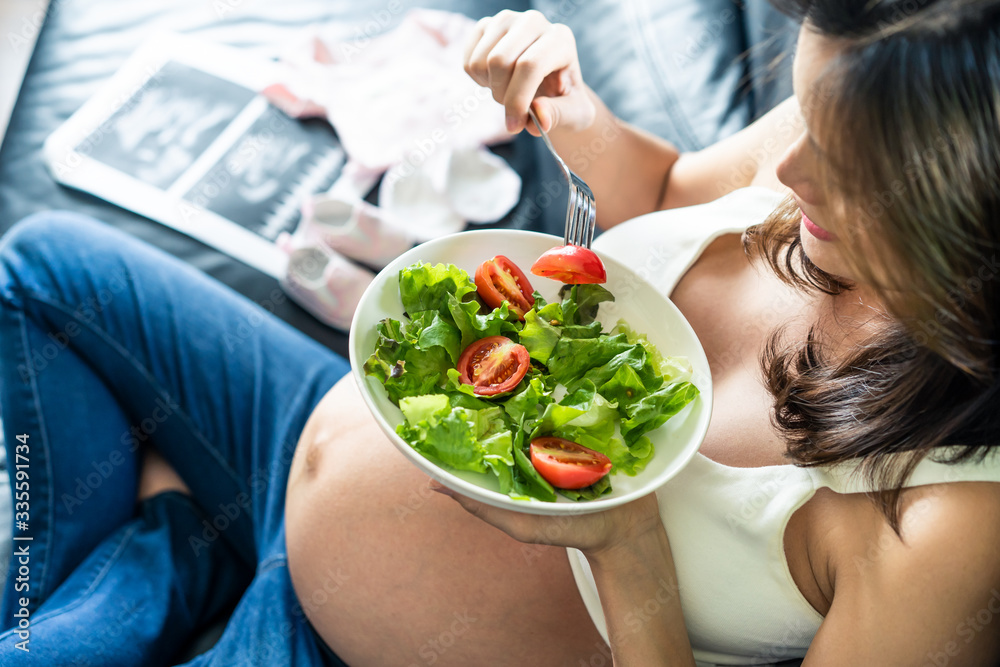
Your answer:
[530,245,607,284]
[457,336,530,396]
[475,255,535,319]
[529,437,612,489]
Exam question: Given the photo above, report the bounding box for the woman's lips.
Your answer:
[801,210,835,242]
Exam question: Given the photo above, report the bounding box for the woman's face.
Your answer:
[776,25,864,282]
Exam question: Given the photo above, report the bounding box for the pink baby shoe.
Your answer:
[296,194,413,269]
[278,243,374,331]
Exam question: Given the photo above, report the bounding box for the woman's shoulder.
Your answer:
[810,480,1000,663]
[897,476,1000,540]
[815,451,1000,603]
[843,448,1000,561]
[845,481,1000,608]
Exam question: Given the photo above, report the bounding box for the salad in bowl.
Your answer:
[348,230,712,515]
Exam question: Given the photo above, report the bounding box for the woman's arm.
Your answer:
[586,523,696,666]
[546,92,802,228]
[464,11,802,229]
[542,86,681,230]
[431,485,697,665]
[662,96,801,209]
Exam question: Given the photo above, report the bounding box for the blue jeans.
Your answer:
[0,212,350,665]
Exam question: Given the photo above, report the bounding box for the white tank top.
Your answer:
[567,186,1000,666]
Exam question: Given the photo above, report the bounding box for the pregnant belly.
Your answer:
[284,376,606,666]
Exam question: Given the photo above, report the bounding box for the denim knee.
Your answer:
[0,211,116,309]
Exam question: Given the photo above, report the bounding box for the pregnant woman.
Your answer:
[4,1,1000,665]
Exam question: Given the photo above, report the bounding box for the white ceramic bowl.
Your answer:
[348,229,712,515]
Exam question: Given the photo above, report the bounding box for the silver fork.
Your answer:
[527,108,596,248]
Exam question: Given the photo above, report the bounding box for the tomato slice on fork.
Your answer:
[530,245,607,284]
[475,255,535,319]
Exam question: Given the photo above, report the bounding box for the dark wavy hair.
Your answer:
[744,0,1000,530]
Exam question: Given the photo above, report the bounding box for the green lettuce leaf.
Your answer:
[596,363,649,407]
[534,380,618,433]
[446,294,519,350]
[558,475,613,501]
[620,381,700,445]
[503,376,553,429]
[399,394,450,425]
[559,322,604,339]
[531,290,549,311]
[444,367,478,399]
[396,403,512,475]
[555,424,652,476]
[363,318,450,403]
[512,444,556,502]
[547,334,634,384]
[612,319,693,383]
[528,380,652,476]
[536,299,564,323]
[560,283,615,325]
[399,262,476,316]
[519,308,561,364]
[580,345,650,390]
[410,310,462,363]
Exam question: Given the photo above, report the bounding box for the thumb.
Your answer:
[529,93,593,136]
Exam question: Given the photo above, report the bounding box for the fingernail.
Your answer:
[505,115,518,133]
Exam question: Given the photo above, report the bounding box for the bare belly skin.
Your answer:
[285,375,607,666]
[283,233,878,663]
